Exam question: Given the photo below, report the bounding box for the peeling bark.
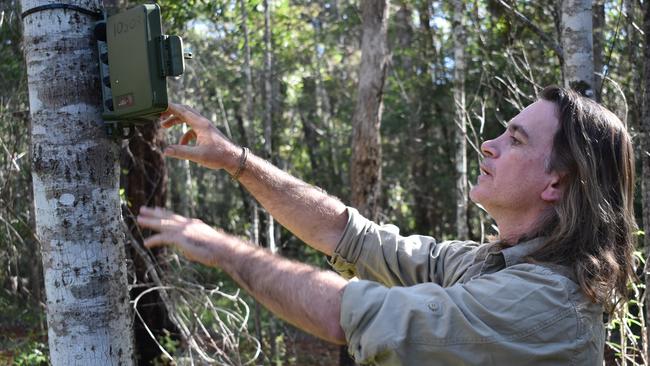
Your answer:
[21,0,134,363]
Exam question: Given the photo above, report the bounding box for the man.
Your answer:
[137,86,636,364]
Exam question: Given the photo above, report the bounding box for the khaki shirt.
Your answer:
[329,207,605,365]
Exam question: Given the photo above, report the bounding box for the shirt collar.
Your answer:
[500,237,547,268]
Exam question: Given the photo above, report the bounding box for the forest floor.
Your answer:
[0,295,48,366]
[0,302,342,366]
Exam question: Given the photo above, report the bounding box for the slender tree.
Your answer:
[592,0,604,101]
[642,0,650,361]
[262,0,277,258]
[241,0,255,146]
[350,0,390,221]
[624,0,641,127]
[561,0,595,97]
[239,0,264,353]
[262,2,280,363]
[20,0,134,363]
[452,0,468,239]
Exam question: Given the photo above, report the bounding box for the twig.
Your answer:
[496,0,564,59]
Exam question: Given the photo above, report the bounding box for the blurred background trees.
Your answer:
[1,0,649,364]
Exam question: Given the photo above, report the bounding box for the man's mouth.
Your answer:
[479,165,491,176]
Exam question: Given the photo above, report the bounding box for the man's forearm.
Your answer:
[226,152,348,256]
[160,104,348,255]
[211,234,348,345]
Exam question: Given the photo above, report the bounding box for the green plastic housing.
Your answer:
[100,4,185,121]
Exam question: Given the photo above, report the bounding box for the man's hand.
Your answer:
[136,205,348,345]
[159,102,348,257]
[161,103,241,171]
[137,206,231,267]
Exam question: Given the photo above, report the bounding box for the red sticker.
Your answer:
[116,94,134,109]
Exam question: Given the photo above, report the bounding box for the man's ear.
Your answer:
[540,172,565,203]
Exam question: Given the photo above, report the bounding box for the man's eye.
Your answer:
[510,136,520,145]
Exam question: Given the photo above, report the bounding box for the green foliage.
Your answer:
[605,250,647,365]
[152,330,180,366]
[12,342,49,366]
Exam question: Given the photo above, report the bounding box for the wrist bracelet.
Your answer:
[232,147,249,180]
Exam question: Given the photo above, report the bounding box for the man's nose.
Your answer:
[480,139,497,158]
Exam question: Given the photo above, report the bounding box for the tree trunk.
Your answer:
[350,0,390,221]
[240,0,254,147]
[345,3,390,363]
[21,0,134,363]
[642,0,650,361]
[263,0,273,163]
[238,2,264,350]
[299,77,323,180]
[624,0,641,127]
[262,1,280,363]
[452,0,468,239]
[410,0,438,236]
[592,0,604,101]
[561,0,595,98]
[122,123,174,365]
[312,14,339,192]
[262,0,276,256]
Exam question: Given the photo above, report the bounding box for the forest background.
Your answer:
[1,0,649,364]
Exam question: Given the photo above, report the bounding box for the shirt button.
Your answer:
[427,302,439,312]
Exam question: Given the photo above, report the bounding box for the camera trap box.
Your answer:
[95,4,190,135]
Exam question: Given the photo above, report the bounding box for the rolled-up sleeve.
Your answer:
[329,207,477,287]
[340,264,579,365]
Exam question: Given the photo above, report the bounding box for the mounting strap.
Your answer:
[21,4,102,20]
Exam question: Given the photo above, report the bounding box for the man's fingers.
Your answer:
[139,206,175,219]
[160,108,174,119]
[161,115,187,129]
[143,233,172,249]
[166,103,209,129]
[164,144,201,162]
[137,209,182,230]
[179,129,197,145]
[137,215,165,231]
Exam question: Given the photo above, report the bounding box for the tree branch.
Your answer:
[497,0,564,60]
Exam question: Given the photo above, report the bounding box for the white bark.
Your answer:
[561,0,595,97]
[21,0,134,364]
[453,0,468,239]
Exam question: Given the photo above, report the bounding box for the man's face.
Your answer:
[469,100,560,217]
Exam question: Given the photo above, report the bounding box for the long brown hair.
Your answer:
[529,86,637,306]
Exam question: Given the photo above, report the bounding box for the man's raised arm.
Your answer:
[160,103,348,256]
